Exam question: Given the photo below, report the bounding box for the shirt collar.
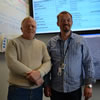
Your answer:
[58,31,74,41]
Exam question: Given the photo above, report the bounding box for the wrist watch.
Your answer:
[86,84,92,88]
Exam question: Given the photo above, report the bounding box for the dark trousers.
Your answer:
[51,88,82,100]
[8,85,43,100]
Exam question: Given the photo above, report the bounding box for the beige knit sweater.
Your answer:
[5,36,51,88]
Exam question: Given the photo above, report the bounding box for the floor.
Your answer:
[43,80,100,100]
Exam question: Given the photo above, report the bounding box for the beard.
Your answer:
[63,29,70,33]
[63,25,71,32]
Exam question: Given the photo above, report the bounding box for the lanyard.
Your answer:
[60,37,71,64]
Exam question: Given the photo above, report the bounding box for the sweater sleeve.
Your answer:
[5,40,32,76]
[38,42,51,77]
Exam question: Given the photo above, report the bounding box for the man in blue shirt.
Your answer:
[44,11,95,100]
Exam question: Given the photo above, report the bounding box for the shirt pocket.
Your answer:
[50,48,61,58]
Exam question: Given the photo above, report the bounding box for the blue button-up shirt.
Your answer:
[46,32,95,93]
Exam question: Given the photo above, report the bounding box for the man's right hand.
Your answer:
[26,70,44,86]
[35,77,44,86]
[44,86,51,97]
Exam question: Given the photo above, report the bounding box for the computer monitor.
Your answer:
[29,0,100,34]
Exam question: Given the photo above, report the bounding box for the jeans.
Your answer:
[51,88,82,100]
[8,85,43,100]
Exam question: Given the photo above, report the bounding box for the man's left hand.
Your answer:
[84,86,92,100]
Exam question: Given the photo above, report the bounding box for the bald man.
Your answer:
[5,16,51,100]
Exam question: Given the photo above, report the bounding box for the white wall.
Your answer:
[0,53,9,100]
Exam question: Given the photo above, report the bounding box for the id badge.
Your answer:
[61,63,64,69]
[57,63,65,76]
[57,67,62,76]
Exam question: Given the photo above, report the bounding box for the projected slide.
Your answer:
[82,34,100,79]
[0,0,29,35]
[32,0,100,34]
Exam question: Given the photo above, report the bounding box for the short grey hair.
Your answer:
[21,16,36,27]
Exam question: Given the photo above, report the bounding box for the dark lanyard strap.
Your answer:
[60,38,71,63]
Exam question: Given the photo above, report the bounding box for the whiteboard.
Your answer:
[0,0,29,36]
